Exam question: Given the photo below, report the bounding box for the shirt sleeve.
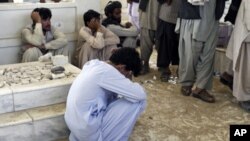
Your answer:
[102,26,120,46]
[21,23,44,46]
[78,28,105,49]
[98,67,146,103]
[44,27,68,50]
[107,24,139,37]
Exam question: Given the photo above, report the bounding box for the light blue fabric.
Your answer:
[65,59,147,141]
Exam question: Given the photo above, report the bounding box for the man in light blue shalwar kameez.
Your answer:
[65,47,146,141]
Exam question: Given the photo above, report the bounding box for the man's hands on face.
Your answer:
[31,12,41,23]
[125,71,133,80]
[90,18,102,33]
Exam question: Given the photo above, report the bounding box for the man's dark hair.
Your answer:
[110,47,142,77]
[83,10,101,26]
[104,1,122,17]
[33,7,52,20]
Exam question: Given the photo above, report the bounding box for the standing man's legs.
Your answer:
[157,19,179,81]
[102,99,146,141]
[178,19,217,103]
[140,27,155,74]
[195,26,218,90]
[178,20,197,95]
[191,23,218,103]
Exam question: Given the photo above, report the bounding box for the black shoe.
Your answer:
[160,71,171,82]
[239,101,250,112]
[140,64,149,75]
[220,72,233,90]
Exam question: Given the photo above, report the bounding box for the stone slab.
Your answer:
[0,61,80,112]
[13,79,72,111]
[28,103,68,141]
[0,87,14,114]
[0,110,31,128]
[33,116,69,141]
[0,123,34,141]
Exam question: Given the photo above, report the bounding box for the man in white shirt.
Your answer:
[21,8,68,62]
[65,47,146,141]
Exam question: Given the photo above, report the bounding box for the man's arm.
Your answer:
[44,27,68,50]
[79,27,105,49]
[21,23,44,47]
[22,11,45,47]
[107,24,139,37]
[98,68,146,103]
[102,26,120,46]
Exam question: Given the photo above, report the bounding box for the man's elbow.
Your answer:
[61,38,68,46]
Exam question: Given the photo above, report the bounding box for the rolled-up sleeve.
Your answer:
[79,27,105,49]
[21,23,44,46]
[44,27,68,50]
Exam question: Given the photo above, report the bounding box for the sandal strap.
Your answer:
[192,89,215,103]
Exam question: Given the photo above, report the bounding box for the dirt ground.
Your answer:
[129,50,250,141]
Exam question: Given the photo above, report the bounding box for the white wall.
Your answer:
[0,0,100,65]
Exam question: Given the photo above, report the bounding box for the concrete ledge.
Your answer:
[0,103,68,141]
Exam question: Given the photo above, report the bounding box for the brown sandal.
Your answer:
[181,86,192,96]
[192,89,215,103]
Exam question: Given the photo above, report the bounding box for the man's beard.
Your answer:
[111,16,121,24]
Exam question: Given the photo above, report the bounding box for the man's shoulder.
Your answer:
[83,60,115,76]
[102,18,120,26]
[22,24,33,31]
[50,25,64,33]
[84,60,114,72]
[84,60,106,69]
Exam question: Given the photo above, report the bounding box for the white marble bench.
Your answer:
[0,61,80,114]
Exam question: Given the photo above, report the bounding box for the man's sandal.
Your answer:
[192,89,215,103]
[181,86,192,96]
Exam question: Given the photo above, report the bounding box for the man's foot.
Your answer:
[192,89,215,103]
[220,72,233,90]
[160,71,171,82]
[140,64,149,75]
[160,67,171,82]
[239,101,250,112]
[181,86,192,96]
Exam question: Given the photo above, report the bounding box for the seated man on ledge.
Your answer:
[73,10,120,68]
[102,1,139,48]
[21,7,68,62]
[65,47,146,141]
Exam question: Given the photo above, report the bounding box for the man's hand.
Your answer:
[31,12,41,23]
[39,44,46,49]
[90,18,102,33]
[125,22,133,28]
[125,71,133,80]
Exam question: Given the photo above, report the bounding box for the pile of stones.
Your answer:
[0,62,76,88]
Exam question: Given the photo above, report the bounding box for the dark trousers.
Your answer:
[156,19,179,68]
